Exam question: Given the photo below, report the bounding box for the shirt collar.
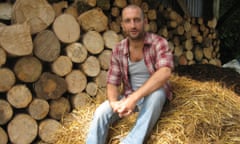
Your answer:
[123,32,151,56]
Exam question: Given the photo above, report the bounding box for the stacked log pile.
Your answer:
[0,0,221,143]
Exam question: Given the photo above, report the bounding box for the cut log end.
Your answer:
[7,114,38,144]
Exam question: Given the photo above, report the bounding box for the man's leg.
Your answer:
[121,88,166,144]
[86,100,120,144]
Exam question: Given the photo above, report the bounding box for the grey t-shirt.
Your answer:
[128,58,150,106]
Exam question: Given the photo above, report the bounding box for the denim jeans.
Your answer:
[86,88,166,144]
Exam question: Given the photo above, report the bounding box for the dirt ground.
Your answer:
[173,64,240,96]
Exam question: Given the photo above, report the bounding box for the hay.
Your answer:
[55,75,240,144]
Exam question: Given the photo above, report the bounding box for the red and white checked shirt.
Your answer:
[107,32,174,100]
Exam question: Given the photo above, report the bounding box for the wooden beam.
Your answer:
[213,0,220,19]
[176,0,190,17]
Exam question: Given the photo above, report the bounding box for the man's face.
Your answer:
[121,7,146,40]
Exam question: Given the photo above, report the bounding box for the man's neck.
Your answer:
[129,37,144,50]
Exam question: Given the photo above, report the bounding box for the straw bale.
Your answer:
[55,75,240,144]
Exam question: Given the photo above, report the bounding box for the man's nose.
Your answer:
[129,20,136,27]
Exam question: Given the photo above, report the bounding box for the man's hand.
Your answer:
[117,97,136,118]
[109,101,122,113]
[109,97,136,118]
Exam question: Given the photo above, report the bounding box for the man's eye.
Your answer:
[123,18,142,24]
[134,18,141,23]
[124,19,131,23]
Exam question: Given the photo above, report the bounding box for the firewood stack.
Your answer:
[0,0,221,143]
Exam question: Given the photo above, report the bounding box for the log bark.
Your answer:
[49,97,71,120]
[103,30,120,49]
[71,92,92,109]
[28,98,49,120]
[0,68,15,92]
[38,119,62,143]
[51,56,72,77]
[7,84,32,109]
[11,0,55,34]
[0,127,8,144]
[65,70,87,94]
[77,8,108,32]
[0,48,6,67]
[0,99,13,125]
[14,56,42,83]
[65,42,88,63]
[7,114,38,144]
[83,30,104,54]
[34,72,67,100]
[53,13,80,43]
[33,30,61,62]
[0,23,33,56]
[81,56,101,77]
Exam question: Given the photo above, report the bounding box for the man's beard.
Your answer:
[128,29,144,41]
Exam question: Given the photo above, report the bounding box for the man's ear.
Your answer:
[121,22,125,31]
[144,18,148,25]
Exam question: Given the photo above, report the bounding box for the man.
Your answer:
[86,4,174,144]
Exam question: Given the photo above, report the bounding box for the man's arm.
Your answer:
[117,66,172,116]
[107,84,122,113]
[130,66,171,102]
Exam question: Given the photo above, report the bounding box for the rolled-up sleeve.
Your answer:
[107,47,122,86]
[154,38,174,70]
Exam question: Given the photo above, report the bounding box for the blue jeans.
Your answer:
[86,88,166,144]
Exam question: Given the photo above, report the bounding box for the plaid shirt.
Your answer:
[107,33,174,100]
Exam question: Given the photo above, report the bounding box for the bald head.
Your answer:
[121,5,144,20]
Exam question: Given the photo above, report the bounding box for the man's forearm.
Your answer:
[129,67,172,102]
[107,84,120,102]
